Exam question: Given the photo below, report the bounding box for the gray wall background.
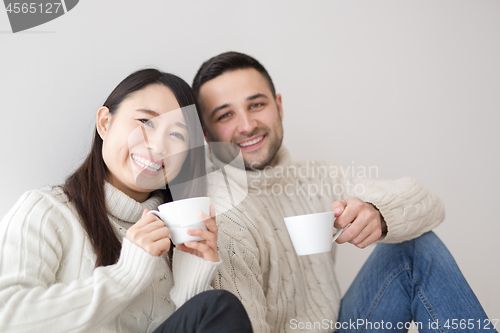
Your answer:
[1,0,498,325]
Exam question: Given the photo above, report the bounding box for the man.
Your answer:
[192,52,495,333]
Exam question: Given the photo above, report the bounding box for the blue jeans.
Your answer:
[337,231,497,333]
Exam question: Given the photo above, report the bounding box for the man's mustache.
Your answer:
[232,127,269,144]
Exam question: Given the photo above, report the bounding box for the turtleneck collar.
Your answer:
[209,145,292,193]
[104,181,163,223]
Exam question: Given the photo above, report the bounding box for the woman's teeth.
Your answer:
[239,135,264,147]
[131,154,162,172]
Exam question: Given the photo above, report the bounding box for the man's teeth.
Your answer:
[239,136,264,147]
[132,154,162,172]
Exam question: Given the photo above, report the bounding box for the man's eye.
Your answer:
[138,119,154,127]
[250,103,263,109]
[217,113,231,121]
[171,132,186,141]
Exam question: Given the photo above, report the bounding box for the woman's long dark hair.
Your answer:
[62,69,206,267]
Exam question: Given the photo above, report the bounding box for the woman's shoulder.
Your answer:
[12,186,71,213]
[1,186,81,235]
[26,185,67,200]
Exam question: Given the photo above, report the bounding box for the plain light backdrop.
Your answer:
[1,0,498,327]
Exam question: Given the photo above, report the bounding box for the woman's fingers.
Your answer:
[133,227,169,248]
[184,241,218,262]
[126,211,170,256]
[187,228,216,244]
[145,226,170,242]
[210,204,216,220]
[176,244,195,255]
[172,205,219,261]
[152,237,171,256]
[140,219,166,233]
[134,209,160,227]
[199,210,218,235]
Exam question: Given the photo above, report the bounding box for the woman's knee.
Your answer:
[199,290,242,309]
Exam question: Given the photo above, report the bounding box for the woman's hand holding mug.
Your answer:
[126,209,171,256]
[176,205,219,262]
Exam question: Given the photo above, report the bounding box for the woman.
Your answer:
[0,69,252,333]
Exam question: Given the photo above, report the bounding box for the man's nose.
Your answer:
[236,111,257,134]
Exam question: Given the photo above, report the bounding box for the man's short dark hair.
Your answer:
[192,51,276,100]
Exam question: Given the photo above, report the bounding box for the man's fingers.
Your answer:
[335,216,367,244]
[331,200,347,217]
[349,225,373,247]
[335,199,363,229]
[356,231,381,249]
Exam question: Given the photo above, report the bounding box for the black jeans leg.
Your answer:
[153,290,253,333]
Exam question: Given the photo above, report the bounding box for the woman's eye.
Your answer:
[138,119,154,127]
[171,132,186,141]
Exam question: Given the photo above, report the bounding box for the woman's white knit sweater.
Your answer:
[208,146,445,333]
[0,182,220,333]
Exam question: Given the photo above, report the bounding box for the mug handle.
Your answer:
[147,210,163,221]
[332,223,352,243]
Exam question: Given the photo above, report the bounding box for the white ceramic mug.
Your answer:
[284,211,351,256]
[147,197,210,245]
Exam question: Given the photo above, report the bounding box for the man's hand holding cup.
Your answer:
[331,197,387,249]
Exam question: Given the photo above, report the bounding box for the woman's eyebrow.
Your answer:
[136,109,160,117]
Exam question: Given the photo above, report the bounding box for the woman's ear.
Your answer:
[96,107,111,140]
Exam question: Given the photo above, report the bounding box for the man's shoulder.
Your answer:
[285,159,342,182]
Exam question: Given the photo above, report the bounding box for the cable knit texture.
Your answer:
[0,182,220,333]
[208,146,445,333]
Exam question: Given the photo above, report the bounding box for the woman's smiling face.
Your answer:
[97,84,190,202]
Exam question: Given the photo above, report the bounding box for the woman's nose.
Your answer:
[144,130,169,158]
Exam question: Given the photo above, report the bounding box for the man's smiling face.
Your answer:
[198,68,284,170]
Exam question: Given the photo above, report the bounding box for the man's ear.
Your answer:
[198,102,211,143]
[96,107,112,140]
[275,93,283,120]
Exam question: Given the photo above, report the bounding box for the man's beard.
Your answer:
[242,127,283,170]
[207,123,284,171]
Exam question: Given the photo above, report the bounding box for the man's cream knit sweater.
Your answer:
[208,146,445,333]
[0,182,220,333]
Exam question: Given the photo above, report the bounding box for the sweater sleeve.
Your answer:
[209,198,271,333]
[338,175,445,243]
[0,190,164,333]
[169,248,220,309]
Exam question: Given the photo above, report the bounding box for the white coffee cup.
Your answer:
[147,196,210,245]
[284,211,351,256]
